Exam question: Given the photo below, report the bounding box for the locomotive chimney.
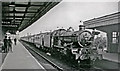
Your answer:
[79,25,85,31]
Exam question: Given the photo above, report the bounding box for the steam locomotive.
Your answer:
[21,25,100,68]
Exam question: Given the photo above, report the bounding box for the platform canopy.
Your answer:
[2,0,61,34]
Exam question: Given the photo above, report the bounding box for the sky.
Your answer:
[19,0,119,37]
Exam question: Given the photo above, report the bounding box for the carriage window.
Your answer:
[112,32,117,43]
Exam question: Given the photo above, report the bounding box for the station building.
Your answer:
[83,12,119,53]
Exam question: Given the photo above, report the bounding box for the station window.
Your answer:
[112,32,118,43]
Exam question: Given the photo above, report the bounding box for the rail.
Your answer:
[24,43,64,71]
[21,40,105,71]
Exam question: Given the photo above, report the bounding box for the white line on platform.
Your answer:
[0,53,9,71]
[22,44,46,71]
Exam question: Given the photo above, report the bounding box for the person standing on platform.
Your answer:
[0,40,3,53]
[14,38,17,45]
[3,36,8,53]
[8,37,12,52]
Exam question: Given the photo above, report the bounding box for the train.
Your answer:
[20,25,101,68]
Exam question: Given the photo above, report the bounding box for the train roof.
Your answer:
[52,28,66,32]
[51,28,66,36]
[33,31,52,36]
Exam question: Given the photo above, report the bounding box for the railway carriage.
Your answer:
[34,34,41,48]
[43,32,52,48]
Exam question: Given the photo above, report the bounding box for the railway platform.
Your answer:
[0,41,45,71]
[94,51,120,70]
[103,52,120,63]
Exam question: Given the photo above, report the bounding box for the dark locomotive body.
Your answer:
[21,25,100,68]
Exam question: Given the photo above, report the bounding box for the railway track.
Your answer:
[21,41,105,71]
[21,41,64,71]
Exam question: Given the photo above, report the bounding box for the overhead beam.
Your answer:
[15,4,44,7]
[3,19,21,21]
[2,23,20,25]
[3,16,32,18]
[19,2,31,28]
[19,2,50,30]
[2,24,18,27]
[19,2,59,31]
[2,18,30,20]
[3,4,45,7]
[2,11,37,13]
[2,1,62,33]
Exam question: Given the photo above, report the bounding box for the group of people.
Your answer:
[2,36,17,53]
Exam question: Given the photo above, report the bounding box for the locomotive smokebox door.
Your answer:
[78,31,93,47]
